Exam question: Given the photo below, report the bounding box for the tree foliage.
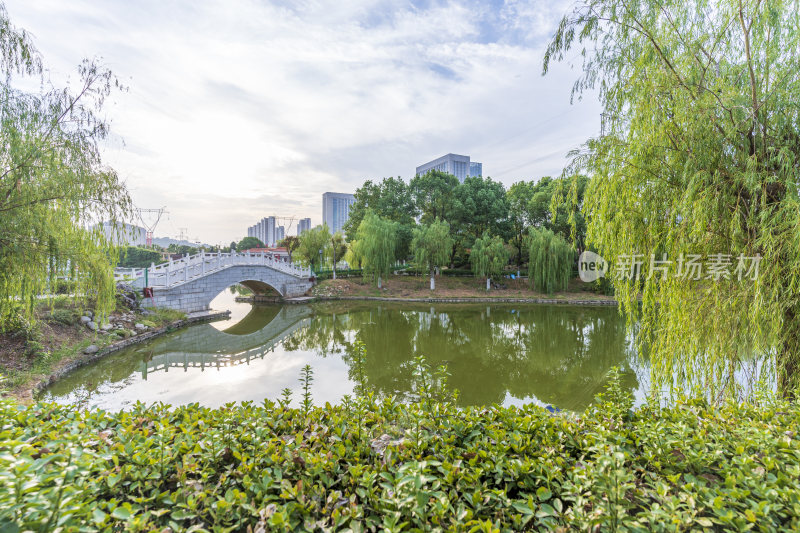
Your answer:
[279,235,300,263]
[344,177,416,259]
[327,232,347,278]
[545,0,800,397]
[409,170,460,224]
[118,247,162,269]
[411,220,453,290]
[527,228,574,295]
[470,234,509,287]
[235,236,265,252]
[0,7,130,330]
[355,210,398,287]
[297,225,331,272]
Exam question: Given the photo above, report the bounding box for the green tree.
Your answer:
[527,228,574,295]
[297,224,330,273]
[411,219,453,291]
[344,177,416,259]
[229,241,237,252]
[236,236,265,252]
[545,0,800,397]
[118,247,162,269]
[355,210,398,288]
[279,235,300,263]
[507,181,535,266]
[327,232,347,279]
[470,234,509,291]
[410,170,460,224]
[449,177,511,267]
[0,8,131,330]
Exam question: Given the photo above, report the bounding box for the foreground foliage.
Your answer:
[545,0,800,397]
[2,386,800,531]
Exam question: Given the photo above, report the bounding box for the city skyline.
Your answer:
[5,0,602,243]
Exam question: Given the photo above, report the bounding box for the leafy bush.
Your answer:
[2,387,800,530]
[315,268,363,280]
[47,309,77,325]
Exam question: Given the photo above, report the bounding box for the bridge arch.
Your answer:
[150,263,313,313]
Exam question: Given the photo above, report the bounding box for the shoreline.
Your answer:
[305,295,618,305]
[20,310,230,403]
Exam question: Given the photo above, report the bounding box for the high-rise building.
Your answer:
[297,218,311,235]
[246,216,278,246]
[322,192,355,234]
[415,153,482,183]
[276,225,285,244]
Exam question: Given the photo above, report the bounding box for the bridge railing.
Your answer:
[118,252,312,289]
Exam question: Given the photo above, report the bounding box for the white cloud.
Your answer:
[4,0,601,243]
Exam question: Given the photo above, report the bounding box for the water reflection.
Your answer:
[41,302,641,411]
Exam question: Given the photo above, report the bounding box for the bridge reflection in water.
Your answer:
[138,305,311,378]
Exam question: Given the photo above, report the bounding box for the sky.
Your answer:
[5,0,601,244]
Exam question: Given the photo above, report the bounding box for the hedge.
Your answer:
[315,269,363,281]
[2,381,800,531]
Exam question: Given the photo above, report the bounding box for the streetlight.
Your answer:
[319,249,323,274]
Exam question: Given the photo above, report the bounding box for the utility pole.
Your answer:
[136,207,167,248]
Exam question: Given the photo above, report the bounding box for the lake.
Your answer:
[40,289,646,410]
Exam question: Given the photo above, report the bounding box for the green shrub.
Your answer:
[47,309,77,325]
[2,387,800,531]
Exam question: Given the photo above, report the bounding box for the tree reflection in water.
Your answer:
[285,302,639,410]
[41,302,641,411]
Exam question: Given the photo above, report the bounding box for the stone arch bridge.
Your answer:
[120,252,313,313]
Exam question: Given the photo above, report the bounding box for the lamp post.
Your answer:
[319,249,323,274]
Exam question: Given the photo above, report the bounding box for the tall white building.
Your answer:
[297,218,311,236]
[246,216,278,246]
[276,225,285,244]
[322,192,355,234]
[415,153,482,183]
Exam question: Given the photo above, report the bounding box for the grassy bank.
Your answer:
[0,298,186,403]
[312,275,613,301]
[2,378,799,531]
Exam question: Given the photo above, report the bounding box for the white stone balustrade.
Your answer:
[115,252,312,289]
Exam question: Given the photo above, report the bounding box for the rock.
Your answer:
[84,345,99,354]
[79,316,91,325]
[141,309,155,316]
[135,323,147,330]
[100,323,113,331]
[115,282,141,311]
[85,310,93,318]
[86,321,98,331]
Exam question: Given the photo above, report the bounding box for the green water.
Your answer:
[40,295,643,411]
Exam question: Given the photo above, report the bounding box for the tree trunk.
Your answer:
[779,306,800,400]
[430,266,435,291]
[378,276,382,289]
[486,277,491,291]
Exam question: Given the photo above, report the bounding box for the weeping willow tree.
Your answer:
[327,232,347,279]
[355,210,398,288]
[0,5,131,331]
[545,0,800,399]
[297,224,330,273]
[411,219,453,291]
[527,228,574,295]
[470,234,509,291]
